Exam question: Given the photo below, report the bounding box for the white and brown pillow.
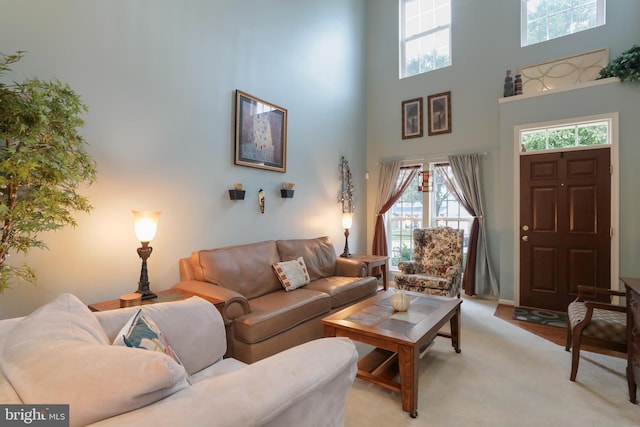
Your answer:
[273,256,310,291]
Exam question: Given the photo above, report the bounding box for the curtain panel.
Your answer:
[372,162,420,275]
[446,154,498,296]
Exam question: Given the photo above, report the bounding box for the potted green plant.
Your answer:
[0,51,96,292]
[598,45,640,82]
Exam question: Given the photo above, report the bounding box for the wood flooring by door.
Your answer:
[494,304,623,359]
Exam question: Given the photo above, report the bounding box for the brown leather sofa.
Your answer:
[173,236,378,363]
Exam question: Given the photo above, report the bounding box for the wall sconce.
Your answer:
[281,182,295,198]
[418,170,431,192]
[340,212,353,258]
[229,183,245,200]
[132,210,161,300]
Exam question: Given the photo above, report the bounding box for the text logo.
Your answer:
[1,405,68,426]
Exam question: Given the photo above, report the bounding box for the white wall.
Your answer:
[365,0,640,303]
[0,0,367,318]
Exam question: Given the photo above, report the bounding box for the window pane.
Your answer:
[573,4,596,31]
[388,172,422,268]
[577,124,607,146]
[548,127,575,148]
[548,11,571,39]
[548,0,572,15]
[522,130,548,151]
[405,16,420,37]
[527,0,546,20]
[527,19,547,45]
[405,0,419,18]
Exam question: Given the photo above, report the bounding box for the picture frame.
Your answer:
[427,91,452,136]
[235,90,287,173]
[401,97,423,139]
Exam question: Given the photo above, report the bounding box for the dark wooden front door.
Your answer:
[520,148,611,312]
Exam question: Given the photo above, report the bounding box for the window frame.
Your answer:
[520,0,606,47]
[386,161,471,270]
[399,0,452,79]
[519,117,611,154]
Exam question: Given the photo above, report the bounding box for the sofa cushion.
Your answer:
[1,294,189,427]
[273,257,311,291]
[234,289,331,344]
[276,236,337,281]
[191,240,282,299]
[305,275,378,309]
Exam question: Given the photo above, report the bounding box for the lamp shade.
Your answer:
[132,210,161,242]
[341,212,353,230]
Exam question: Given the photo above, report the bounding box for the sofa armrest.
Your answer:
[178,257,196,281]
[91,337,358,427]
[172,281,250,324]
[335,257,367,277]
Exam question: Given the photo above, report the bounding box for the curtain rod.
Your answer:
[378,151,488,165]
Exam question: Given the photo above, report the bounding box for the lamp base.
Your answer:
[340,228,351,258]
[139,289,158,300]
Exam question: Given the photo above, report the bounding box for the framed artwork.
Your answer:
[235,90,287,172]
[427,91,451,136]
[401,97,423,139]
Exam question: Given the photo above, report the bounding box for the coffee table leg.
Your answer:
[450,305,461,353]
[398,345,419,418]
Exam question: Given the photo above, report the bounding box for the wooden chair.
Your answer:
[565,286,627,381]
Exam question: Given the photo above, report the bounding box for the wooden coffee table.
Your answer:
[322,289,461,418]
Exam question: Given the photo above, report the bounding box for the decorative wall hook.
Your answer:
[258,189,265,213]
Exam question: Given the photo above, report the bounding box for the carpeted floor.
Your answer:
[344,296,639,426]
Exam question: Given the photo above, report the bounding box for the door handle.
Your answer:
[522,225,529,231]
[522,236,529,242]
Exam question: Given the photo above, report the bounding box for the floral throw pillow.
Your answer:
[273,256,311,291]
[113,309,190,383]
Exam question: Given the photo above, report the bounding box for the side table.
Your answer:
[350,254,390,291]
[88,288,223,313]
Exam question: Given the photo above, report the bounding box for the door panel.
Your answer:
[520,148,610,311]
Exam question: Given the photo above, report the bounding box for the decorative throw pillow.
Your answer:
[273,256,311,291]
[114,309,190,383]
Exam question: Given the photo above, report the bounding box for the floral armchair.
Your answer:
[394,227,464,298]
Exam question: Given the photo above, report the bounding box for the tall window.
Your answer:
[400,0,451,79]
[521,0,606,47]
[387,162,470,268]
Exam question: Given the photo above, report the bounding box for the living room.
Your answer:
[1,0,640,424]
[1,0,640,318]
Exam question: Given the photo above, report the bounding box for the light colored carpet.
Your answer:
[344,296,640,426]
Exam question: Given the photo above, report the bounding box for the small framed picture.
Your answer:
[235,90,287,173]
[427,91,451,136]
[401,98,423,139]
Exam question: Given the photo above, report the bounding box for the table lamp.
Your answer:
[132,210,161,300]
[340,212,353,258]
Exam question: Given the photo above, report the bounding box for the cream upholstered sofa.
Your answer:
[174,236,378,363]
[0,294,358,427]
